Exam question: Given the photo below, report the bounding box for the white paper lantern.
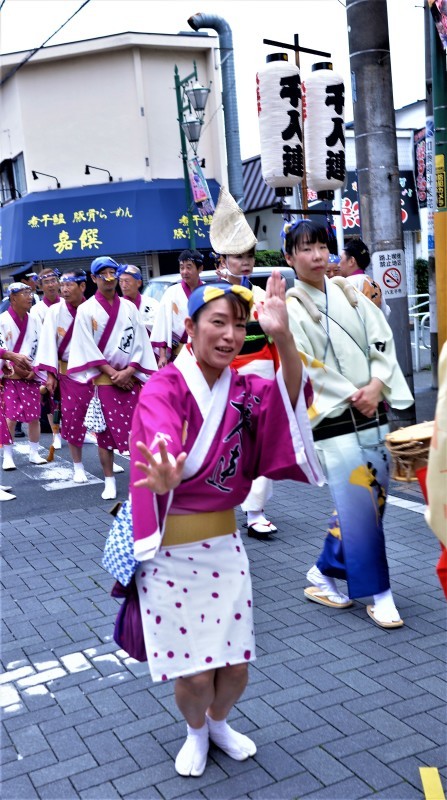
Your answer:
[304,62,346,194]
[257,53,303,190]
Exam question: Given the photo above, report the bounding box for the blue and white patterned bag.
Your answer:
[102,499,140,586]
[84,386,107,433]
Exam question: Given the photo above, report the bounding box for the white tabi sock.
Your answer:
[2,445,16,470]
[101,477,116,500]
[175,723,209,777]
[73,462,88,483]
[306,565,350,604]
[29,441,39,453]
[372,588,401,623]
[246,511,270,527]
[206,714,257,760]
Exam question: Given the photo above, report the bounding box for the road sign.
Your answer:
[372,248,407,300]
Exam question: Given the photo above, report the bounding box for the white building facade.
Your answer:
[0,31,228,287]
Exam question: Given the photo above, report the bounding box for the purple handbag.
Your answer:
[111,578,147,662]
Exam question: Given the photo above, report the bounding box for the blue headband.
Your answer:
[60,272,87,284]
[188,282,253,317]
[91,256,119,276]
[40,269,61,281]
[117,264,142,280]
[8,282,32,295]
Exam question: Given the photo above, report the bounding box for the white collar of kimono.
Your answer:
[173,344,231,480]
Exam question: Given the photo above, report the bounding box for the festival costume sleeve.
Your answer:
[142,298,159,331]
[67,303,108,378]
[150,289,174,354]
[130,377,183,560]
[425,341,447,547]
[35,305,59,376]
[286,297,359,423]
[124,301,157,381]
[286,290,413,421]
[356,293,413,409]
[246,369,325,486]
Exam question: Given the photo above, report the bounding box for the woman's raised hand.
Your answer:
[256,269,289,341]
[134,439,187,494]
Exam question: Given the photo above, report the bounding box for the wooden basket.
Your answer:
[385,420,434,482]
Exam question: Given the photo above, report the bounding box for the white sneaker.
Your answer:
[29,452,47,465]
[73,469,88,484]
[2,453,16,471]
[0,488,16,501]
[53,433,62,450]
[83,432,97,445]
[112,462,124,474]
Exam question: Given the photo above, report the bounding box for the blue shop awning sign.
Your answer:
[0,178,220,266]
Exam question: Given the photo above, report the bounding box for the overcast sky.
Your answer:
[1,0,426,159]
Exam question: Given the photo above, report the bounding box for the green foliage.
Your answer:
[414,258,428,296]
[255,250,287,267]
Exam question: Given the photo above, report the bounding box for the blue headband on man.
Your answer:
[117,264,142,280]
[8,282,32,295]
[60,272,87,284]
[188,282,253,318]
[90,256,119,276]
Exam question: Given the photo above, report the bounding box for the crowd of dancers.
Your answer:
[1,186,445,779]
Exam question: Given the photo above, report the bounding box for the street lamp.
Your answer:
[85,164,113,182]
[174,62,210,247]
[32,170,61,188]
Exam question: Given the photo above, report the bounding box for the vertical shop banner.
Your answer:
[426,116,436,251]
[414,128,427,209]
[188,158,215,218]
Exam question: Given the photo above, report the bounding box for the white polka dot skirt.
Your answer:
[136,530,255,682]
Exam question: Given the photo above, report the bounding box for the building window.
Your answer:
[0,153,27,203]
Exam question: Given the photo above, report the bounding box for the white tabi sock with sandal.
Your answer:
[206,714,257,760]
[175,722,209,777]
[305,565,352,608]
[367,588,403,628]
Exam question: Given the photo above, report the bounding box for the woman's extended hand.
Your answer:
[256,270,289,341]
[133,439,187,494]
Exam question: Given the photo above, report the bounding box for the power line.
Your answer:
[1,0,91,87]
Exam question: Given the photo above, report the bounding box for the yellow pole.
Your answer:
[434,211,447,350]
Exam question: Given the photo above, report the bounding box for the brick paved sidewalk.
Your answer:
[1,479,446,800]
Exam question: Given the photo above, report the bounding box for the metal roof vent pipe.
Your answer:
[188,12,245,209]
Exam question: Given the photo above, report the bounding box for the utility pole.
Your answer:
[346,0,415,427]
[425,2,438,389]
[430,8,447,353]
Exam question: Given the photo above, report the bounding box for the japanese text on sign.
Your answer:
[371,249,407,300]
[279,74,304,180]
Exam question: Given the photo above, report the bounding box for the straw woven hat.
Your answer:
[210,187,257,255]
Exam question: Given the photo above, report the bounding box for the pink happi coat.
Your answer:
[35,298,93,446]
[67,292,156,383]
[130,344,324,681]
[0,307,42,423]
